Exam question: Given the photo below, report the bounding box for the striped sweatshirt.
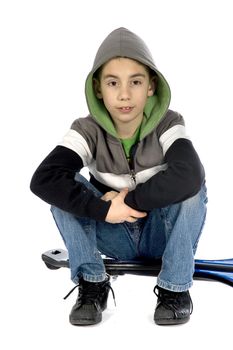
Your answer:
[30,28,205,221]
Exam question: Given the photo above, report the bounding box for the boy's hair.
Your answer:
[93,57,157,81]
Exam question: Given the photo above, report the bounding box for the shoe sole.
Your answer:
[70,315,102,326]
[69,305,106,326]
[154,316,190,326]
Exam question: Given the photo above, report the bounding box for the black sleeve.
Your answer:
[30,146,111,221]
[124,139,205,211]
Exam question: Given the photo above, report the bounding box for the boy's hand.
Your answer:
[104,188,147,224]
[101,190,119,201]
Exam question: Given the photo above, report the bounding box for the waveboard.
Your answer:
[42,249,233,287]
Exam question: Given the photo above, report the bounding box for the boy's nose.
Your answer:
[118,85,131,100]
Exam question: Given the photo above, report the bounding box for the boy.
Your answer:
[30,27,207,326]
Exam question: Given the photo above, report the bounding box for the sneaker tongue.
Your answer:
[64,277,116,307]
[63,279,103,300]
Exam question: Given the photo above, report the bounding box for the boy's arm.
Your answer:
[124,138,205,211]
[30,145,111,221]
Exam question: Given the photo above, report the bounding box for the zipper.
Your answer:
[118,140,138,187]
[128,143,138,186]
[130,169,136,184]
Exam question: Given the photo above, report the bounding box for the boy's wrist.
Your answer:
[124,191,138,210]
[84,196,112,222]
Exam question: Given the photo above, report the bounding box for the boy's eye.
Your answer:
[107,81,118,87]
[105,79,143,87]
[131,80,142,86]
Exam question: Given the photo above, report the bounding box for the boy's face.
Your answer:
[94,58,155,135]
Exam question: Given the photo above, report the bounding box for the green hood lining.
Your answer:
[85,68,171,140]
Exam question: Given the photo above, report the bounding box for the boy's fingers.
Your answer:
[130,209,147,218]
[118,188,147,218]
[118,188,129,198]
[125,217,138,223]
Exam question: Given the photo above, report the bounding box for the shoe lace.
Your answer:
[63,277,116,306]
[153,285,193,316]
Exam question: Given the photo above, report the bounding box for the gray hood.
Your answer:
[85,27,171,139]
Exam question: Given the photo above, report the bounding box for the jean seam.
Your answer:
[157,276,193,292]
[82,273,107,283]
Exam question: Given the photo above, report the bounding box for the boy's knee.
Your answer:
[180,185,207,217]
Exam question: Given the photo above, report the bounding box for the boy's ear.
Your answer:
[147,76,157,97]
[93,78,102,99]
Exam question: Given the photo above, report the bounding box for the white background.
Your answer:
[1,0,232,349]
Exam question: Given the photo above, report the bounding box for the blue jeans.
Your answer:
[51,173,207,292]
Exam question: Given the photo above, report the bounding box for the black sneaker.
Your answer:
[153,285,193,325]
[64,276,115,326]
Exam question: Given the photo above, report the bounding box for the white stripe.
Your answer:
[59,129,93,166]
[88,162,168,192]
[88,162,136,191]
[136,164,168,184]
[159,125,190,155]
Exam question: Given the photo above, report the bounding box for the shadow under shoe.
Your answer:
[64,276,115,326]
[153,285,193,325]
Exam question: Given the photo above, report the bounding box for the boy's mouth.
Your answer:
[117,106,134,113]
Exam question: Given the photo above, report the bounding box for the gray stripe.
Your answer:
[157,110,185,139]
[65,111,186,177]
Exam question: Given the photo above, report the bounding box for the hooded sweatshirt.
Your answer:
[30,27,205,221]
